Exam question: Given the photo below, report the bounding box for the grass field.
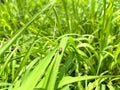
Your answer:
[0,0,120,90]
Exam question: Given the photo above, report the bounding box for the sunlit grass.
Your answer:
[0,0,120,90]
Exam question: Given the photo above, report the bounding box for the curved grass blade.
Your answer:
[58,75,120,88]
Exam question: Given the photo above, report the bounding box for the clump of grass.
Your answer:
[0,0,120,90]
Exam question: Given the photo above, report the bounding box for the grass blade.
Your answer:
[46,37,68,90]
[0,0,55,56]
[13,48,57,90]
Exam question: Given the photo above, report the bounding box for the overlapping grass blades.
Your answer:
[0,0,55,56]
[9,37,67,90]
[0,0,120,89]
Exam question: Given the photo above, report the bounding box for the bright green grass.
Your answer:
[0,0,120,90]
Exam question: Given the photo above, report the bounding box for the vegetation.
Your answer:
[0,0,120,90]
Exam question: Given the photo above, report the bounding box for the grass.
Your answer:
[0,0,120,90]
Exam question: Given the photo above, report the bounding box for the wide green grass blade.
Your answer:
[46,37,68,90]
[14,48,57,90]
[36,59,55,89]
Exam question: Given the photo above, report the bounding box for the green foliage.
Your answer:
[0,0,120,90]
